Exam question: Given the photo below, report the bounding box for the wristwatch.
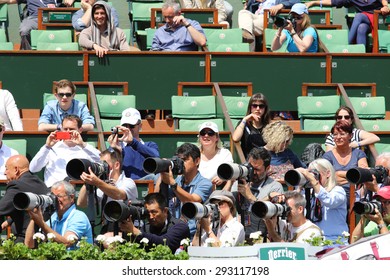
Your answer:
[378,223,386,230]
[171,183,178,191]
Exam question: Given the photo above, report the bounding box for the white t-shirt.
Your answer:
[199,147,233,181]
[279,219,322,244]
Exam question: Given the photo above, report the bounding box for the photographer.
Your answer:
[25,180,93,249]
[234,147,284,241]
[158,143,213,238]
[119,193,190,253]
[77,147,138,235]
[296,158,349,245]
[351,186,390,243]
[192,190,245,247]
[265,191,322,243]
[271,3,321,52]
[363,152,390,194]
[30,115,101,188]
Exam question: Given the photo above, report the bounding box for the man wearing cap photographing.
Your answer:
[108,107,159,180]
[352,185,390,243]
[192,190,245,247]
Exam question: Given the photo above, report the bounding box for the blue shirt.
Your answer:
[38,99,95,126]
[169,172,212,237]
[331,0,383,12]
[283,27,318,53]
[151,19,205,51]
[72,7,120,31]
[46,204,93,249]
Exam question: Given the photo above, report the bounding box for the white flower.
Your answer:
[140,237,149,244]
[113,235,125,243]
[96,235,106,243]
[33,232,45,241]
[222,241,232,247]
[105,236,116,245]
[67,235,78,243]
[250,231,262,240]
[180,238,190,246]
[47,233,56,241]
[342,231,350,237]
[205,238,215,247]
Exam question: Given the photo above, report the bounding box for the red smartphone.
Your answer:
[56,131,71,140]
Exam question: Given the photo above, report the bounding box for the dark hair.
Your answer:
[144,192,167,210]
[331,120,353,135]
[92,3,107,15]
[247,147,271,168]
[55,79,76,94]
[62,114,82,129]
[245,93,271,127]
[101,147,122,168]
[176,143,201,162]
[334,106,354,123]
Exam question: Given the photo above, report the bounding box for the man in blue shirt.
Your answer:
[151,0,207,51]
[38,79,95,132]
[25,180,93,249]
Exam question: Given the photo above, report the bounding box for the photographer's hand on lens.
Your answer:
[365,208,385,225]
[27,207,45,228]
[160,165,176,186]
[119,217,141,235]
[364,175,380,193]
[296,167,320,190]
[237,179,257,203]
[80,167,102,186]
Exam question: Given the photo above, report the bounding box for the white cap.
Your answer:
[120,108,141,125]
[199,121,219,133]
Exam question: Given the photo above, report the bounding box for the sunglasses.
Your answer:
[199,130,216,137]
[337,115,351,120]
[123,123,138,129]
[251,104,266,109]
[57,93,73,98]
[293,15,303,20]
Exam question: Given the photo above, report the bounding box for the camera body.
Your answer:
[353,200,382,215]
[251,201,291,219]
[13,192,56,211]
[284,169,320,188]
[103,200,148,223]
[66,158,109,180]
[217,162,254,182]
[111,127,118,134]
[143,156,185,175]
[346,166,389,185]
[273,15,295,29]
[181,202,220,221]
[55,131,71,140]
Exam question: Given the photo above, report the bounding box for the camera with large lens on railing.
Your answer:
[103,200,148,223]
[66,158,109,181]
[353,200,382,215]
[284,169,320,188]
[143,156,184,175]
[13,192,56,211]
[181,202,220,221]
[217,162,254,182]
[251,201,291,219]
[346,166,389,185]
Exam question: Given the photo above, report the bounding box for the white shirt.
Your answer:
[0,142,18,179]
[200,217,245,247]
[199,148,233,181]
[96,172,138,203]
[29,141,101,187]
[279,219,322,244]
[0,90,23,131]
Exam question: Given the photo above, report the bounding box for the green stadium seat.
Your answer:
[374,143,390,154]
[100,118,120,132]
[207,43,250,52]
[203,28,242,44]
[264,28,287,52]
[31,29,73,50]
[176,141,199,148]
[317,29,348,47]
[171,96,216,119]
[0,4,8,41]
[0,27,6,42]
[145,28,156,49]
[360,119,390,131]
[36,42,79,51]
[378,30,390,53]
[178,118,224,132]
[96,94,136,118]
[326,43,366,53]
[3,139,27,156]
[303,119,335,132]
[216,96,250,119]
[349,96,386,119]
[0,42,12,50]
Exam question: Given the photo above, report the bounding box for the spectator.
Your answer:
[0,89,23,131]
[109,108,159,180]
[351,185,390,243]
[0,155,48,243]
[322,120,368,203]
[72,0,119,33]
[192,190,245,247]
[0,0,75,50]
[151,0,207,51]
[271,3,322,53]
[233,147,284,241]
[197,121,234,191]
[30,115,101,188]
[262,120,306,182]
[325,106,380,151]
[25,180,93,249]
[78,1,131,58]
[265,191,322,243]
[232,93,271,159]
[296,158,349,245]
[38,79,95,132]
[119,192,190,253]
[239,0,299,47]
[306,0,389,48]
[182,0,231,28]
[0,117,19,180]
[77,147,138,236]
[364,152,390,193]
[159,143,213,237]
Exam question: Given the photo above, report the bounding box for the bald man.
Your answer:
[0,155,48,243]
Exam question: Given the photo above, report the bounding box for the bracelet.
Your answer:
[290,32,296,37]
[378,223,386,230]
[275,33,281,38]
[185,23,191,28]
[207,230,213,236]
[241,119,247,125]
[358,142,361,148]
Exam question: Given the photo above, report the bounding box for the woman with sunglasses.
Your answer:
[197,121,234,191]
[325,106,380,151]
[322,120,368,207]
[296,158,349,245]
[262,120,306,182]
[271,3,321,52]
[232,93,271,159]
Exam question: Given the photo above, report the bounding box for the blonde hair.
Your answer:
[309,158,337,192]
[262,121,293,153]
[197,134,223,151]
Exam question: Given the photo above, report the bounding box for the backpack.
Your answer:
[300,143,325,166]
